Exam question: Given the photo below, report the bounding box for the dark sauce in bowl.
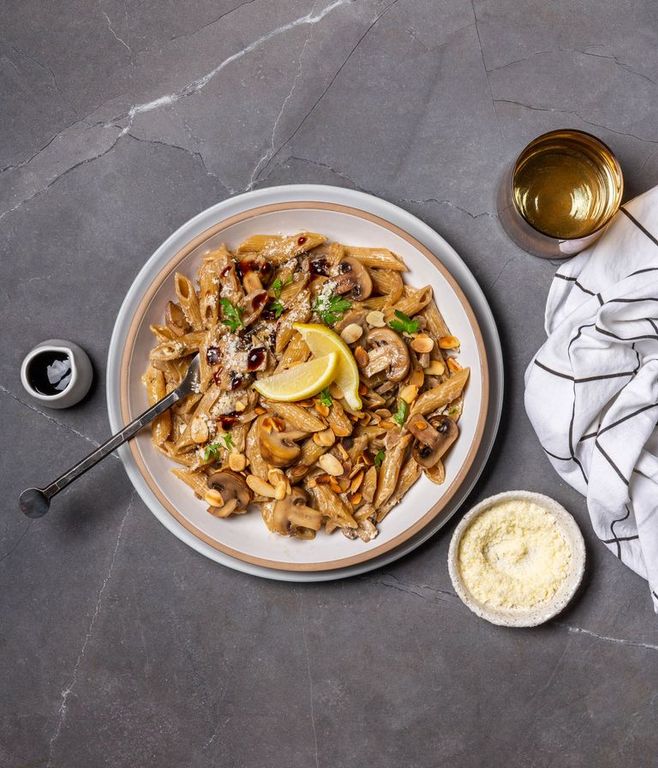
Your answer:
[26,350,72,396]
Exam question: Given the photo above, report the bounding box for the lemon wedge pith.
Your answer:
[293,323,362,410]
[253,352,338,402]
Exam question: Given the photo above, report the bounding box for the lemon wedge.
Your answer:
[293,323,362,410]
[253,352,338,402]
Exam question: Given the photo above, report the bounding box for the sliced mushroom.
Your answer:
[360,327,410,382]
[207,470,252,515]
[257,415,307,467]
[408,414,459,468]
[273,487,323,533]
[333,256,373,300]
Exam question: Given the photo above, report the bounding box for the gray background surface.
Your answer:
[1,1,657,766]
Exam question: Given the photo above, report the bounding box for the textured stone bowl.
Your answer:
[448,490,586,627]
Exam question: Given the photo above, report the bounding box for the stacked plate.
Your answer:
[106,185,503,581]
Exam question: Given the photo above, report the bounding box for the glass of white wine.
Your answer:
[497,129,624,259]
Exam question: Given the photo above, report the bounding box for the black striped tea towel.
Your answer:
[525,186,658,612]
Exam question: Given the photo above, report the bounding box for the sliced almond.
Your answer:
[447,357,463,372]
[313,428,336,447]
[409,368,425,387]
[204,488,224,507]
[411,334,434,354]
[340,323,363,344]
[439,335,460,350]
[349,492,362,506]
[354,346,369,368]
[400,384,418,404]
[425,359,445,376]
[228,453,246,472]
[350,471,365,494]
[274,480,287,500]
[315,402,330,418]
[234,400,247,413]
[318,453,344,476]
[365,310,386,328]
[190,417,209,444]
[329,383,344,399]
[246,475,277,498]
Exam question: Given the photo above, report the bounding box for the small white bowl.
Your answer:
[20,339,93,409]
[448,491,586,627]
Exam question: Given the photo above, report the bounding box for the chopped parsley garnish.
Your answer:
[271,276,292,299]
[374,449,385,469]
[269,298,285,319]
[388,310,420,335]
[203,432,233,461]
[220,298,243,333]
[313,293,352,326]
[318,388,333,407]
[393,399,409,427]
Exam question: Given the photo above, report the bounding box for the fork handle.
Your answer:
[19,388,181,518]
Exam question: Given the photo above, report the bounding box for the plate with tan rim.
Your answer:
[107,185,503,580]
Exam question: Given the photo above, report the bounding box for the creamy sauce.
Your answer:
[458,499,572,610]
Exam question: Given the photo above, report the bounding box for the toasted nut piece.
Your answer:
[411,334,434,354]
[254,406,266,415]
[190,417,209,444]
[349,492,362,506]
[329,383,344,399]
[228,453,247,472]
[425,359,445,376]
[234,400,247,413]
[365,310,386,328]
[246,475,277,497]
[274,480,287,500]
[329,478,342,494]
[409,368,424,387]
[350,471,364,494]
[400,384,419,404]
[337,443,350,461]
[354,345,369,368]
[439,335,460,349]
[268,468,286,486]
[340,323,364,344]
[318,453,344,476]
[315,402,330,418]
[204,488,224,507]
[358,382,368,396]
[447,357,463,372]
[313,428,336,447]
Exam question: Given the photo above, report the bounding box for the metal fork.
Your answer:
[18,354,200,519]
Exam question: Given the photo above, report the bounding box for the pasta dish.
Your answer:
[144,232,469,543]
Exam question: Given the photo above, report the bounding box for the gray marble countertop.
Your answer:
[2,1,657,766]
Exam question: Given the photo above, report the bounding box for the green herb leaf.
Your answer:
[388,310,419,335]
[220,298,244,333]
[269,298,285,319]
[313,293,352,326]
[318,388,333,407]
[271,276,292,299]
[393,399,409,427]
[374,449,385,469]
[203,443,222,462]
[203,433,233,462]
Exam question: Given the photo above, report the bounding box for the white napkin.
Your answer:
[524,186,658,613]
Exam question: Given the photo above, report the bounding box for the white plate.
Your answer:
[107,185,504,581]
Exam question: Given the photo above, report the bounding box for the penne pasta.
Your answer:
[410,367,470,417]
[144,231,467,538]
